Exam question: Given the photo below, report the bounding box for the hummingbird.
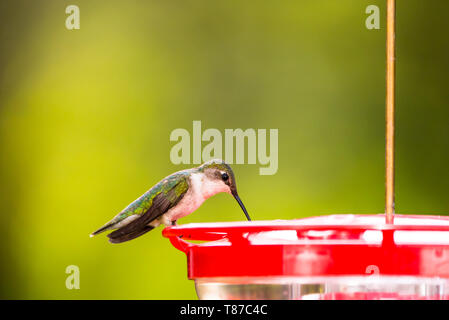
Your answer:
[90,159,251,243]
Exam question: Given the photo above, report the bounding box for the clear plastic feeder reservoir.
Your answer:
[162,215,449,300]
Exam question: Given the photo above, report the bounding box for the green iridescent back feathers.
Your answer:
[117,170,190,220]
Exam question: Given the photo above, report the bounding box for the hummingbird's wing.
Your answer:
[90,170,190,237]
[106,174,189,243]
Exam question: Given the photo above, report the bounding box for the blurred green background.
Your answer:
[0,0,448,299]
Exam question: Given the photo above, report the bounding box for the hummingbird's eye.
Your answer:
[221,172,229,181]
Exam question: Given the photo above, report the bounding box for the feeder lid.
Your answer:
[162,214,449,279]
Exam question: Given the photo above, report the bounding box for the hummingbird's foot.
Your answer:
[171,220,177,226]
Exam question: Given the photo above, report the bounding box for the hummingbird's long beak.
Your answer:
[232,191,251,221]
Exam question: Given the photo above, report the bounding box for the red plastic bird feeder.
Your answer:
[163,214,449,299]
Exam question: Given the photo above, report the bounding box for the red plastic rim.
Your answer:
[162,214,449,279]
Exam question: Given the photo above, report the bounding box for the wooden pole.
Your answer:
[385,0,396,224]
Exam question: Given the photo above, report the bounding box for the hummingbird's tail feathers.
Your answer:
[90,223,115,237]
[107,226,155,244]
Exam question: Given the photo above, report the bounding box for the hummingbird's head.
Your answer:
[197,159,251,221]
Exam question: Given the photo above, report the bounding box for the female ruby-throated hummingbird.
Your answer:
[90,159,251,243]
